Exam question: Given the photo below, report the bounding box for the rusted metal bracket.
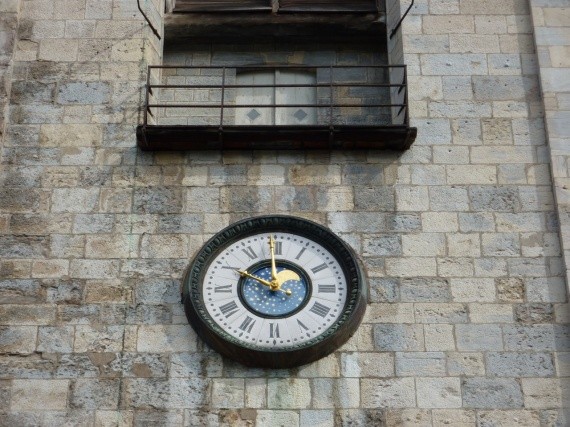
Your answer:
[389,0,414,39]
[137,0,162,40]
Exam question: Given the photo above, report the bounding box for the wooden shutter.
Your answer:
[275,70,317,126]
[278,0,378,12]
[235,71,275,126]
[173,0,272,13]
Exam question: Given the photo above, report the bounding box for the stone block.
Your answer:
[396,352,446,377]
[70,260,120,280]
[469,304,514,323]
[373,324,425,351]
[212,379,245,409]
[267,378,311,409]
[0,326,36,354]
[447,353,485,376]
[400,278,450,302]
[489,54,522,75]
[441,76,474,101]
[0,304,56,325]
[38,38,78,62]
[37,326,74,353]
[416,377,461,408]
[423,15,474,34]
[134,187,183,214]
[515,303,555,324]
[299,410,334,427]
[140,234,188,259]
[451,118,482,144]
[40,124,103,147]
[341,352,394,378]
[74,325,124,353]
[0,279,41,304]
[11,379,69,410]
[432,409,476,427]
[447,165,496,185]
[365,303,415,323]
[137,325,197,352]
[470,186,521,212]
[503,325,556,351]
[124,378,208,409]
[478,410,541,427]
[71,379,120,409]
[361,378,416,408]
[220,186,273,213]
[450,35,500,53]
[0,234,48,259]
[316,186,354,211]
[447,233,481,257]
[119,352,169,378]
[429,186,469,211]
[52,188,99,213]
[414,303,468,323]
[342,164,384,185]
[463,378,523,408]
[421,54,488,75]
[396,186,429,211]
[451,278,496,302]
[256,410,299,427]
[385,257,437,277]
[369,278,399,303]
[522,378,562,409]
[57,82,111,105]
[421,212,458,232]
[289,165,341,186]
[245,378,267,408]
[456,324,503,351]
[424,324,455,351]
[362,234,401,256]
[486,352,555,377]
[312,378,360,408]
[297,354,340,378]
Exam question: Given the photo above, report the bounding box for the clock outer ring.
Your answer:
[182,215,367,369]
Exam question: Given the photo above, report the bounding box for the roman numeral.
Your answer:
[274,241,282,256]
[214,285,232,293]
[269,323,280,338]
[219,301,239,318]
[318,284,336,293]
[297,319,309,332]
[239,316,256,333]
[309,301,331,318]
[242,246,257,260]
[295,247,306,260]
[311,263,328,274]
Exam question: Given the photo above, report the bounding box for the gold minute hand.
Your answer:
[269,235,278,283]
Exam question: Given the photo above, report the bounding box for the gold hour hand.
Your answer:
[237,269,292,297]
[236,270,273,287]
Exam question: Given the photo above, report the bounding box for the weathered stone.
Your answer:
[70,379,120,409]
[462,378,523,409]
[373,324,424,351]
[361,378,416,408]
[486,352,555,377]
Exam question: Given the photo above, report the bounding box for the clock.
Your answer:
[182,215,367,368]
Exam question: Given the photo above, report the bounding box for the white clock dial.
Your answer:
[183,216,366,368]
[202,232,348,349]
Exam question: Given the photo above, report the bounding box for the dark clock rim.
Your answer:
[182,214,367,369]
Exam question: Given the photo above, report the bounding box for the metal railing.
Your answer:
[142,65,410,129]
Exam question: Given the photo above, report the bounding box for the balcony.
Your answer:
[136,64,416,151]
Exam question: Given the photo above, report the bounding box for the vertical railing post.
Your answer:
[329,65,334,128]
[403,66,409,125]
[144,66,151,126]
[220,67,226,130]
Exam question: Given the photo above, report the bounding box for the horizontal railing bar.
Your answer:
[148,65,407,70]
[149,83,406,89]
[147,103,408,108]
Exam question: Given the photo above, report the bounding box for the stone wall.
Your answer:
[0,0,569,426]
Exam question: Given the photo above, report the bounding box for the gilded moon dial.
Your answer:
[182,215,367,368]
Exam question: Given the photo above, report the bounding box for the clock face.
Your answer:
[183,216,366,368]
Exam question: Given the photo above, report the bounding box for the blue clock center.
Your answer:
[240,263,310,318]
